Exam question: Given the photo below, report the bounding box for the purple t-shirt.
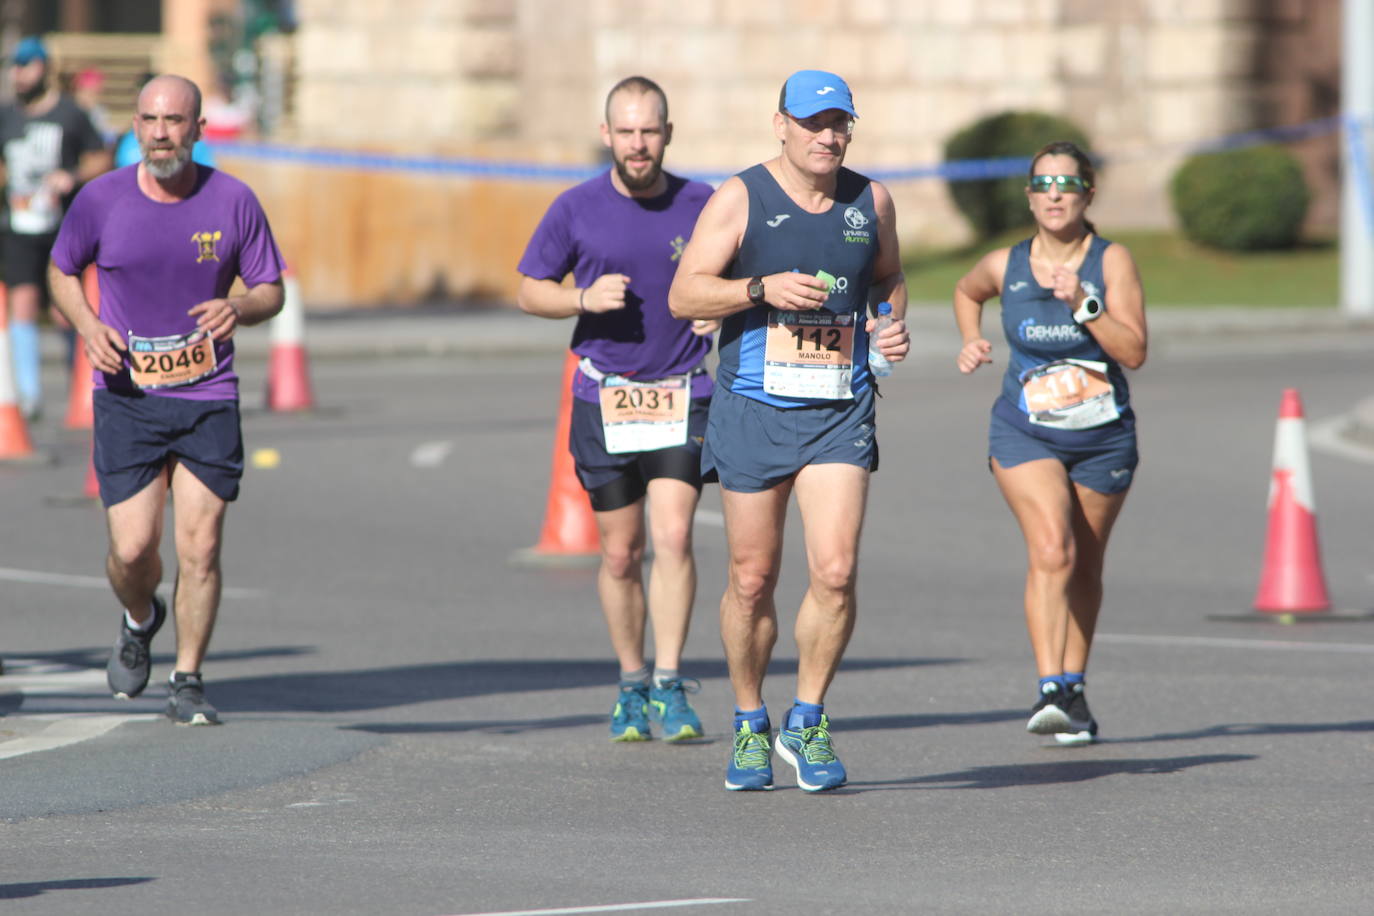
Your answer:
[51,164,286,401]
[517,170,713,402]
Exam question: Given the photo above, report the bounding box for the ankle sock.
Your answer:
[1063,671,1085,690]
[619,665,650,687]
[787,699,824,730]
[1039,675,1067,695]
[734,705,769,733]
[124,601,158,632]
[652,668,679,687]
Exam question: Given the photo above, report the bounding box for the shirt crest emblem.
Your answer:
[191,230,222,263]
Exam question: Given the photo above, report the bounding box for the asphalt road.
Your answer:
[2,323,1372,915]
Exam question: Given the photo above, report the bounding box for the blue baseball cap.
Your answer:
[780,70,858,119]
[12,37,47,66]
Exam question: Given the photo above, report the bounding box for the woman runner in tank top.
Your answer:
[952,141,1148,745]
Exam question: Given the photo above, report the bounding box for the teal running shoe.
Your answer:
[649,677,704,741]
[609,681,651,742]
[776,713,847,792]
[724,720,773,791]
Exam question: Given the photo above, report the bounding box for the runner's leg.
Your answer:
[644,477,700,672]
[594,499,649,673]
[719,481,790,710]
[168,461,229,674]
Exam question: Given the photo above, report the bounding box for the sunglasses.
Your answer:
[1029,174,1091,193]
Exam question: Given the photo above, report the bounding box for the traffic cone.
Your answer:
[265,269,315,411]
[64,265,100,429]
[508,350,601,568]
[0,282,37,461]
[1253,388,1332,614]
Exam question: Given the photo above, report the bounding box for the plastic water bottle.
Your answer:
[868,302,894,377]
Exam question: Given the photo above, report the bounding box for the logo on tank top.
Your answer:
[669,235,686,262]
[766,214,790,228]
[842,206,871,244]
[1018,316,1083,343]
[191,230,222,263]
[1008,281,1029,292]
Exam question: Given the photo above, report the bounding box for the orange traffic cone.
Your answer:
[64,265,100,429]
[508,351,601,568]
[1253,388,1332,614]
[0,282,37,461]
[265,269,315,412]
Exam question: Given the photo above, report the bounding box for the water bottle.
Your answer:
[868,302,894,378]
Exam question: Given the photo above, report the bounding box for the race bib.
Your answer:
[1020,358,1119,430]
[598,374,690,454]
[8,190,60,234]
[763,310,855,400]
[127,328,218,390]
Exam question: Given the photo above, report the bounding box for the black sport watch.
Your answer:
[747,276,766,305]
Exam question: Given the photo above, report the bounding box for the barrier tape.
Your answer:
[210,115,1354,186]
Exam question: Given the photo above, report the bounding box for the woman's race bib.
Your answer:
[763,309,856,400]
[598,374,690,454]
[127,328,218,390]
[1019,358,1119,430]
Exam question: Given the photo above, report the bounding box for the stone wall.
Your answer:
[237,0,1339,307]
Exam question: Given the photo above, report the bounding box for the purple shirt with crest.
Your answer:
[517,170,714,402]
[51,164,286,401]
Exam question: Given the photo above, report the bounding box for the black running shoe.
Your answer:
[166,672,221,726]
[108,596,167,699]
[1055,683,1099,745]
[1026,681,1071,734]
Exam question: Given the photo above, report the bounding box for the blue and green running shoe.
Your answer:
[776,713,847,792]
[649,677,704,741]
[724,720,773,791]
[609,681,651,742]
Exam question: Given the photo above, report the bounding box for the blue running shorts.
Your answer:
[93,389,244,507]
[703,384,878,493]
[569,394,711,512]
[988,401,1138,495]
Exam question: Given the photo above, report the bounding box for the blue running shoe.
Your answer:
[649,677,704,741]
[609,681,651,742]
[725,721,773,791]
[776,713,847,792]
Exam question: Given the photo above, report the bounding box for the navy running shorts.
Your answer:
[93,389,244,508]
[702,384,878,493]
[988,403,1138,495]
[569,394,711,512]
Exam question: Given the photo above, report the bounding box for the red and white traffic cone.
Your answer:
[508,351,601,568]
[1253,388,1332,614]
[265,269,315,412]
[0,283,37,461]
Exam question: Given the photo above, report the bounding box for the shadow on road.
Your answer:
[1110,720,1374,743]
[0,877,154,900]
[847,753,1257,791]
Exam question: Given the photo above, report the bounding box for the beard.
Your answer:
[142,142,192,180]
[613,151,663,192]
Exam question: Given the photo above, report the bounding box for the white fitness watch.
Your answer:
[1073,295,1103,324]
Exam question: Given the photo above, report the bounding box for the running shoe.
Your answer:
[1026,681,1071,734]
[166,672,221,726]
[1054,682,1099,745]
[725,720,773,791]
[776,713,847,792]
[108,595,167,699]
[649,677,704,741]
[609,681,652,742]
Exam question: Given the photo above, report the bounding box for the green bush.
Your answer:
[1170,145,1310,250]
[943,111,1093,239]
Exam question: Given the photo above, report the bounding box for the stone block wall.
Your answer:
[234,0,1338,307]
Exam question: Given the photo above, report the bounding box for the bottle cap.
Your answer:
[878,301,892,315]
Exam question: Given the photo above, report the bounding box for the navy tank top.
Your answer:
[995,235,1133,438]
[717,164,879,408]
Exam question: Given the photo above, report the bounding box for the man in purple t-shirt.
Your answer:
[48,74,285,726]
[516,76,715,743]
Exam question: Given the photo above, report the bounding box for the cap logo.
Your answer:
[816,86,836,95]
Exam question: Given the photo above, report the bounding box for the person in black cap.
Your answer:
[669,70,909,792]
[0,36,110,419]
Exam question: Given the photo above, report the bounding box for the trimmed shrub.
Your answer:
[1170,145,1310,250]
[943,111,1093,239]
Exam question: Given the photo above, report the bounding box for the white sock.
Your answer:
[124,602,157,632]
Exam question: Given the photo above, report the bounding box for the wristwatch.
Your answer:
[1073,295,1103,324]
[747,276,766,305]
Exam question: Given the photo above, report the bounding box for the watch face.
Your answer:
[748,279,764,301]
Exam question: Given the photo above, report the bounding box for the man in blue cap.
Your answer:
[0,36,110,419]
[669,70,910,792]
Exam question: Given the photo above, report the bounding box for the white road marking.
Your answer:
[411,440,455,468]
[0,715,150,761]
[1308,415,1374,465]
[1098,633,1374,654]
[443,900,748,916]
[0,567,263,600]
[0,660,154,760]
